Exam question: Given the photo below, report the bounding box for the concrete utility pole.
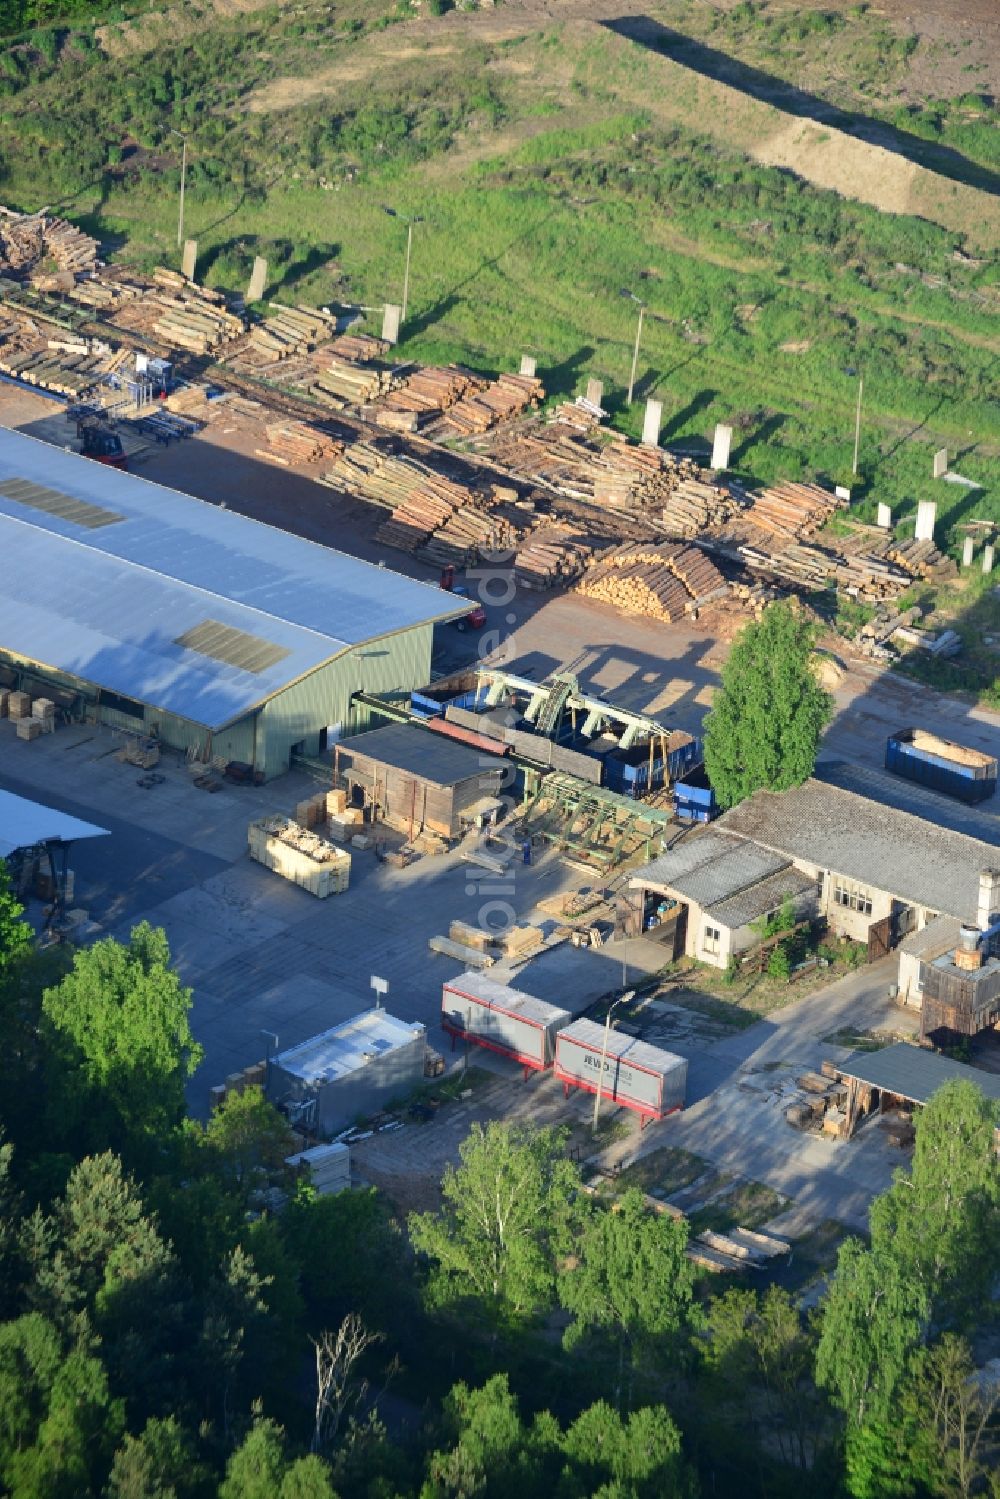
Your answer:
[172,130,188,251]
[592,989,634,1134]
[622,289,646,407]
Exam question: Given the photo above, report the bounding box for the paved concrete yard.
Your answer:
[0,719,617,1112]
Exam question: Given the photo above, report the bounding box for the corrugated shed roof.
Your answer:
[839,1041,1000,1105]
[0,788,109,858]
[558,1017,687,1077]
[897,913,962,959]
[707,865,816,931]
[0,430,468,729]
[632,828,790,908]
[817,759,1000,848]
[337,721,505,786]
[274,1009,424,1085]
[720,778,999,921]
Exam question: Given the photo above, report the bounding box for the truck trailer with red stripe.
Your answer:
[554,1018,687,1125]
[442,972,572,1072]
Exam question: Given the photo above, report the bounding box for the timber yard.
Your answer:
[1,199,999,1282]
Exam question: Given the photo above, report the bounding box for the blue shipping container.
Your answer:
[885,728,997,806]
[601,737,702,798]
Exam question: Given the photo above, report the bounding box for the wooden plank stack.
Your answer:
[578,542,727,621]
[257,421,343,468]
[745,480,846,540]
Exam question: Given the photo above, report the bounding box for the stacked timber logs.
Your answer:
[745,480,846,540]
[860,534,957,582]
[257,421,343,468]
[328,332,389,362]
[320,441,434,510]
[0,316,124,398]
[418,506,520,569]
[661,476,745,538]
[0,207,100,278]
[548,398,605,432]
[436,372,544,437]
[245,305,335,361]
[107,269,244,354]
[376,365,485,431]
[579,543,728,621]
[309,356,396,408]
[513,523,595,588]
[375,472,472,552]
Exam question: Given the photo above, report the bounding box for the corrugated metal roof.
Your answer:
[274,1009,425,1085]
[443,971,570,1028]
[708,865,816,931]
[0,430,468,730]
[817,759,1000,847]
[839,1041,1000,1105]
[0,788,109,858]
[632,829,790,908]
[338,721,506,786]
[720,778,1000,921]
[558,1017,687,1077]
[897,913,962,959]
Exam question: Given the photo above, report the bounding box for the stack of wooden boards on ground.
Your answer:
[0,206,100,279]
[434,371,544,438]
[257,420,343,469]
[108,268,245,355]
[578,542,728,621]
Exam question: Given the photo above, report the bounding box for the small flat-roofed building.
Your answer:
[628,828,817,968]
[0,430,469,778]
[334,721,507,840]
[719,777,1000,956]
[266,1009,426,1137]
[896,914,962,1009]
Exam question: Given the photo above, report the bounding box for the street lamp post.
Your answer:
[171,130,188,251]
[592,989,635,1135]
[852,373,864,477]
[384,207,424,324]
[621,289,646,407]
[260,1029,279,1094]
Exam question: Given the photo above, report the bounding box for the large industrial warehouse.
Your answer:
[0,430,470,777]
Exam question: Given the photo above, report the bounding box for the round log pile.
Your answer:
[578,542,727,621]
[513,523,595,588]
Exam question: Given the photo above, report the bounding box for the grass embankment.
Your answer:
[1,2,996,629]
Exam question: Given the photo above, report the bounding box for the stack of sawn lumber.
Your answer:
[436,372,544,437]
[257,421,343,468]
[579,542,727,621]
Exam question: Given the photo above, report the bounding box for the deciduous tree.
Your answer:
[559,1189,695,1410]
[41,922,202,1155]
[703,600,832,809]
[409,1123,581,1324]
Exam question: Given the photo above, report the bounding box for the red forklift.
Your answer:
[440,565,485,632]
[77,415,128,470]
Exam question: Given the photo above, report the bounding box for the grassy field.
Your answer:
[1,1,997,582]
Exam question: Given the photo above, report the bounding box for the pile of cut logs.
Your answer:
[107,269,244,355]
[309,356,396,408]
[660,476,746,538]
[0,207,100,278]
[860,533,956,582]
[435,372,544,437]
[417,505,521,569]
[320,441,437,509]
[737,539,912,600]
[257,421,343,468]
[375,365,486,431]
[245,304,335,362]
[328,332,389,362]
[0,315,126,398]
[513,523,596,588]
[375,471,473,552]
[745,480,846,540]
[579,542,728,621]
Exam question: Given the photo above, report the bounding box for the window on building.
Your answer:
[703,925,721,955]
[833,883,873,916]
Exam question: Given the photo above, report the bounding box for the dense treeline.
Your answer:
[0,861,998,1497]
